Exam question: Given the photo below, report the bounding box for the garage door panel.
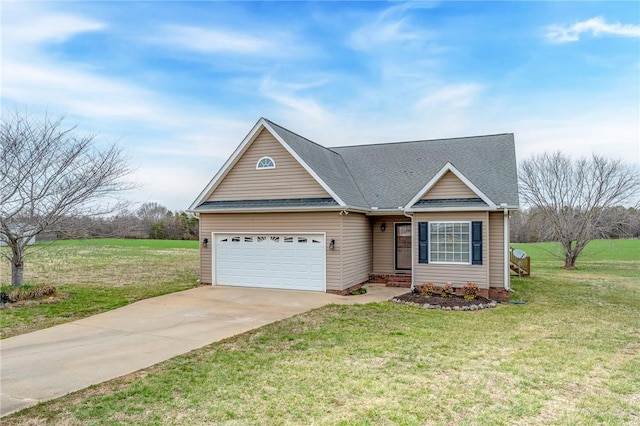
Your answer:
[214,233,325,291]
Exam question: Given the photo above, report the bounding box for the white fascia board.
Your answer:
[365,209,409,216]
[194,206,347,214]
[406,206,493,213]
[188,118,270,211]
[403,162,497,211]
[262,121,346,207]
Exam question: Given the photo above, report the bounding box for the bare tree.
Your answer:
[1,111,135,286]
[519,152,639,268]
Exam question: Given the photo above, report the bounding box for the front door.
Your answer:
[395,223,412,270]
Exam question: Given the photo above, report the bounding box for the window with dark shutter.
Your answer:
[472,221,482,265]
[418,222,428,263]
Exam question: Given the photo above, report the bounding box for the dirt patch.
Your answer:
[392,291,497,310]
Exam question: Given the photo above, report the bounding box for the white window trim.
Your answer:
[428,221,472,265]
[256,156,276,170]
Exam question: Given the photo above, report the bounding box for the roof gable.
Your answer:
[190,119,519,212]
[421,170,477,200]
[332,133,519,210]
[404,162,497,211]
[189,118,346,210]
[206,128,330,202]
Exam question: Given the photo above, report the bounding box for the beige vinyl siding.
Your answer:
[199,211,342,291]
[371,215,408,274]
[413,211,489,288]
[207,129,330,201]
[488,211,505,289]
[340,213,372,288]
[422,171,477,200]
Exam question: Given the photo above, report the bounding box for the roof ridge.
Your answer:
[263,118,369,208]
[335,150,369,208]
[262,118,341,156]
[330,133,513,149]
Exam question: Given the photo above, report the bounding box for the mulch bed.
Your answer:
[392,291,497,311]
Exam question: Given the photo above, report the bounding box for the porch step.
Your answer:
[367,274,412,288]
[386,281,412,288]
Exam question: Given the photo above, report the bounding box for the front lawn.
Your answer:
[0,239,199,338]
[4,240,638,424]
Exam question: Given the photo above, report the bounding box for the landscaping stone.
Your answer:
[391,291,497,311]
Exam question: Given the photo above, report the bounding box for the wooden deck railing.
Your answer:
[509,248,530,277]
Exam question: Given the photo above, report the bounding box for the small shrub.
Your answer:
[421,282,435,297]
[3,284,59,303]
[350,287,367,295]
[463,282,479,300]
[8,289,23,303]
[39,284,58,297]
[439,283,453,298]
[27,286,44,299]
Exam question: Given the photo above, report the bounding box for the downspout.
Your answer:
[501,204,511,291]
[403,210,415,290]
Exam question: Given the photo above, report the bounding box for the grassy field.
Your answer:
[0,239,199,338]
[3,239,638,425]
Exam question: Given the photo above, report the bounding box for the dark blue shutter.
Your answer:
[418,222,428,264]
[472,221,482,265]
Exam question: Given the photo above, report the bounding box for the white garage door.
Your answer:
[214,233,325,291]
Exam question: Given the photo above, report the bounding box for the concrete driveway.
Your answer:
[0,284,406,417]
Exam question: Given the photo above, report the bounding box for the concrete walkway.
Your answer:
[0,284,406,417]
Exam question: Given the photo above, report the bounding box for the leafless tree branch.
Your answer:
[518,151,639,268]
[1,110,136,286]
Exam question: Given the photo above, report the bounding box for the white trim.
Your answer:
[212,231,327,292]
[503,209,511,291]
[256,156,276,170]
[407,206,493,212]
[194,206,351,214]
[428,221,472,265]
[402,211,416,290]
[393,222,412,272]
[189,118,344,211]
[189,119,268,211]
[261,121,346,207]
[403,162,497,211]
[366,209,410,216]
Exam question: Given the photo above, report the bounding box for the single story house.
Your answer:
[189,118,519,300]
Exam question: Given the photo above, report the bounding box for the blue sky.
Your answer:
[2,1,639,210]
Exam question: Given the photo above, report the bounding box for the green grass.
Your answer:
[4,239,639,425]
[0,239,199,338]
[50,238,199,249]
[512,238,640,263]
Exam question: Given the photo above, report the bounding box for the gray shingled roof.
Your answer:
[265,120,369,208]
[332,134,519,209]
[265,119,518,210]
[196,119,519,211]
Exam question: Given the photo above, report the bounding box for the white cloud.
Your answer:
[3,60,168,124]
[415,83,484,110]
[546,17,640,43]
[348,2,436,51]
[513,109,640,165]
[1,4,105,48]
[259,76,337,125]
[1,4,257,210]
[158,25,276,54]
[130,163,214,210]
